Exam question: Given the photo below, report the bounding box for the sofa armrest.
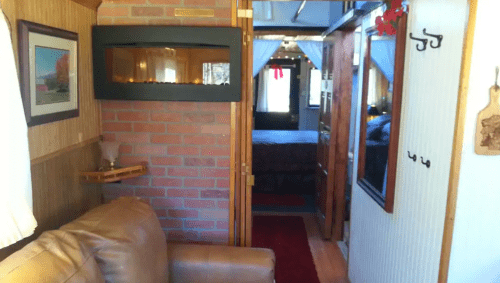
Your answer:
[167,244,275,283]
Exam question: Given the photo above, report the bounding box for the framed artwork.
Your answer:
[18,20,79,127]
[357,12,408,213]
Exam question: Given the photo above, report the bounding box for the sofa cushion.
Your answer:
[60,197,168,283]
[0,230,104,283]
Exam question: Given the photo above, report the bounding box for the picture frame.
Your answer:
[18,20,79,127]
[357,12,408,213]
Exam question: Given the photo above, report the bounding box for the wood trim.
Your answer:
[31,136,100,165]
[231,0,237,27]
[438,0,477,281]
[69,0,102,10]
[356,33,370,183]
[229,102,236,246]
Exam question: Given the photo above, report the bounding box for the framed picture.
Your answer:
[18,20,78,127]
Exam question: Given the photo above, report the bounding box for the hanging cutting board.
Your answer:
[475,85,500,155]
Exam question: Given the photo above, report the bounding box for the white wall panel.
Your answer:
[348,0,469,282]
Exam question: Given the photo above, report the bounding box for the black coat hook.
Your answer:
[420,157,431,168]
[409,33,428,51]
[407,151,416,162]
[422,29,443,48]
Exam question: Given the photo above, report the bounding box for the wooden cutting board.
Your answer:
[475,86,500,155]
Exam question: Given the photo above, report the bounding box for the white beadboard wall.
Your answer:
[348,0,469,282]
[448,0,500,281]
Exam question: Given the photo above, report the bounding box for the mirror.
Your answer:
[357,13,408,213]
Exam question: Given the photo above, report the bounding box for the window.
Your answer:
[265,68,291,112]
[309,68,321,107]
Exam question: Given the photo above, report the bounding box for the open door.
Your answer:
[315,29,354,240]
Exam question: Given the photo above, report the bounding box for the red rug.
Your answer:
[252,193,306,207]
[252,216,320,283]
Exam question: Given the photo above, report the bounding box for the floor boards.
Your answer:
[253,211,349,283]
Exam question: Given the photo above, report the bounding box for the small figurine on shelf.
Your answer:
[99,141,121,171]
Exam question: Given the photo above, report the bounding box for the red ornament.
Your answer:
[375,0,405,36]
[270,64,283,80]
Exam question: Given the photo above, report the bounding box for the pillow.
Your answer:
[0,230,104,283]
[61,197,168,283]
[366,115,391,140]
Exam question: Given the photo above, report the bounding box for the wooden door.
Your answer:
[316,29,355,240]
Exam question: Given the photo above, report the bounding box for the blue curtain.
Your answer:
[296,41,323,70]
[253,40,282,77]
[371,40,396,83]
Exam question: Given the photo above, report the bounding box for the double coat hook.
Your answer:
[409,28,443,52]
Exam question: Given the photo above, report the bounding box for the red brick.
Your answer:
[184,0,215,6]
[132,7,164,17]
[103,187,134,197]
[217,221,229,229]
[152,178,182,187]
[151,134,182,144]
[117,111,149,121]
[201,189,229,199]
[119,145,133,154]
[102,133,116,142]
[216,114,230,124]
[168,209,199,218]
[167,188,199,198]
[149,167,166,176]
[149,0,180,4]
[184,136,215,145]
[98,6,130,17]
[199,102,230,112]
[201,125,230,135]
[201,168,229,178]
[217,136,230,145]
[199,231,228,243]
[114,18,148,25]
[151,157,183,166]
[119,156,149,166]
[103,122,132,132]
[102,111,116,121]
[215,8,231,18]
[152,198,183,208]
[166,102,198,112]
[148,18,181,25]
[217,179,230,188]
[184,158,215,167]
[168,168,199,177]
[116,133,149,143]
[168,146,200,156]
[216,0,230,7]
[182,18,217,26]
[132,101,165,110]
[184,113,215,123]
[160,219,183,228]
[97,17,113,25]
[122,177,150,186]
[134,123,165,133]
[168,230,199,241]
[167,124,201,134]
[184,179,215,188]
[217,158,230,167]
[135,145,166,155]
[185,199,215,208]
[217,19,231,27]
[155,209,167,217]
[101,101,133,109]
[102,0,146,3]
[185,220,214,229]
[201,210,229,220]
[218,201,229,209]
[136,187,165,197]
[201,147,230,157]
[151,113,182,122]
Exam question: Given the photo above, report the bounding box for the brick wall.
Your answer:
[97,1,233,244]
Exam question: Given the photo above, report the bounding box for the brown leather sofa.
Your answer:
[0,197,275,283]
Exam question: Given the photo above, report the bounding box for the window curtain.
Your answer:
[256,66,270,112]
[296,40,323,70]
[253,40,282,77]
[371,40,396,83]
[0,9,37,249]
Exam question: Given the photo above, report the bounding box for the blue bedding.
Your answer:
[252,130,318,145]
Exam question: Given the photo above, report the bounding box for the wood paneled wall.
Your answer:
[1,0,101,160]
[0,141,103,261]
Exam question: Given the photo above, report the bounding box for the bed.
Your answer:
[252,130,318,193]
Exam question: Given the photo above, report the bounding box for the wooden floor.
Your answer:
[253,212,350,283]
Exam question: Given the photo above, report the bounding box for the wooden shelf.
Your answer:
[80,165,147,183]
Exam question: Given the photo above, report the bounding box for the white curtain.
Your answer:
[0,10,37,249]
[296,40,323,70]
[253,40,282,77]
[256,66,270,112]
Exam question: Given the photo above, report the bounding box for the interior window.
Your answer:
[309,68,321,107]
[264,68,291,113]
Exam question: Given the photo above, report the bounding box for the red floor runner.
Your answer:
[252,193,306,207]
[252,216,320,283]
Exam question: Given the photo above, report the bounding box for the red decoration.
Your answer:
[376,0,406,36]
[271,64,283,80]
